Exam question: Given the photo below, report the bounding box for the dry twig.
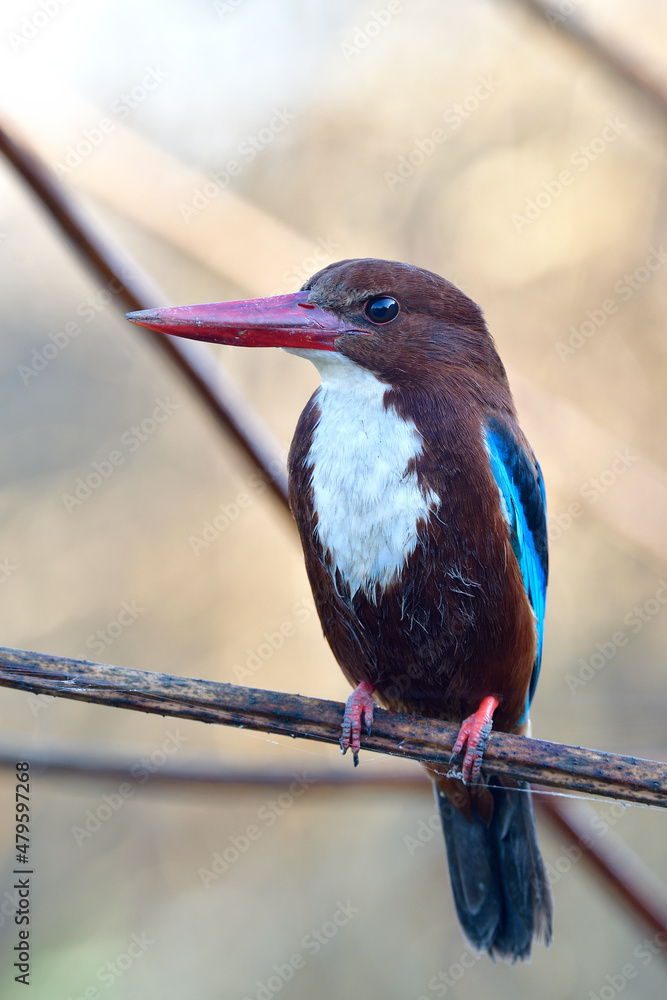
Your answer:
[0,117,289,508]
[1,644,666,808]
[2,104,666,944]
[513,0,667,120]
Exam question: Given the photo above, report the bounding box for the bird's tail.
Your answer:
[434,776,553,962]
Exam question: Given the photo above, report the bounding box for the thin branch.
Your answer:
[512,0,667,121]
[3,741,666,947]
[2,106,665,947]
[0,743,423,791]
[1,644,666,808]
[0,116,289,510]
[540,796,667,941]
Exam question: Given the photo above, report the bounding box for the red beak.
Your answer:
[126,292,358,352]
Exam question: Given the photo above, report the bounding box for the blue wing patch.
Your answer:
[484,416,548,723]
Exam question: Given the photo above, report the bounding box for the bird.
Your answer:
[127,258,553,961]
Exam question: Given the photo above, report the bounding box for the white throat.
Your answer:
[287,350,440,599]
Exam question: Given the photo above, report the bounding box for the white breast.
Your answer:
[288,350,440,599]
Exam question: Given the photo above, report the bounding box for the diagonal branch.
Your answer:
[512,0,667,121]
[0,116,289,509]
[2,109,666,944]
[2,644,666,808]
[3,738,667,945]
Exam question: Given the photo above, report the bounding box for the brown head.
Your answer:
[126,257,512,411]
[301,258,509,398]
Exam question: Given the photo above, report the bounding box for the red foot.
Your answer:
[450,695,499,785]
[340,682,376,766]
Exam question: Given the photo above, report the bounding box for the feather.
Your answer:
[484,416,548,715]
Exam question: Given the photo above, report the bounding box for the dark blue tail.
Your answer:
[435,777,553,961]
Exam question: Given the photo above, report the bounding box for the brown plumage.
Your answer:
[126,256,553,961]
[288,259,536,731]
[286,259,552,961]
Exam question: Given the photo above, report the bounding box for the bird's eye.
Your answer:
[364,295,399,324]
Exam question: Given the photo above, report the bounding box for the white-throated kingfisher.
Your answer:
[127,258,553,961]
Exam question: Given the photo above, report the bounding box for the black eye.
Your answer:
[364,295,399,324]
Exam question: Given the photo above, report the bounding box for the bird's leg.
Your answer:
[340,681,376,767]
[449,695,499,785]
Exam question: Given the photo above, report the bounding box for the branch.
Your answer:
[3,739,666,944]
[513,0,667,121]
[539,796,667,941]
[0,117,289,510]
[2,644,666,808]
[0,743,422,791]
[2,104,665,945]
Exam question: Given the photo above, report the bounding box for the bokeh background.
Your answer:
[0,1,666,997]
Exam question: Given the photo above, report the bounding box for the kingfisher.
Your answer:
[127,258,553,961]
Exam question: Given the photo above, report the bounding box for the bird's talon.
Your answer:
[340,682,376,762]
[451,697,499,786]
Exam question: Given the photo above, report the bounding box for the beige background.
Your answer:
[0,1,666,997]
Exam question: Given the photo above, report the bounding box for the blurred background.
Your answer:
[0,0,666,997]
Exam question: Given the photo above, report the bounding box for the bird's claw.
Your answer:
[340,682,375,765]
[449,695,499,785]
